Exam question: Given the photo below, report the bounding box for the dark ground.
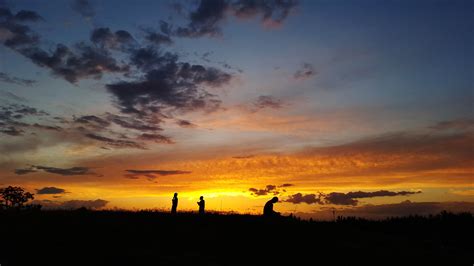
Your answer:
[0,210,472,266]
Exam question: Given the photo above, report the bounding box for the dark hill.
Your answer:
[0,210,472,266]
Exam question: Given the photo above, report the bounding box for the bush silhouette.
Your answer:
[0,186,34,209]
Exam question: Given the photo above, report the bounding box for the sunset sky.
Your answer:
[0,0,472,219]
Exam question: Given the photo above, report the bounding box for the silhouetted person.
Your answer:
[263,197,280,217]
[171,193,178,214]
[197,196,205,215]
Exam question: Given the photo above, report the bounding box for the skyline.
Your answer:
[0,0,472,219]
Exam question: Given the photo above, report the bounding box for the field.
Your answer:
[0,210,472,266]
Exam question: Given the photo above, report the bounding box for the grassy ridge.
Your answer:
[0,210,472,265]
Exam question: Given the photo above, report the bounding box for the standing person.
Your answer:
[197,196,205,215]
[263,197,280,217]
[171,193,178,214]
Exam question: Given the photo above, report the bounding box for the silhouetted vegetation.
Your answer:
[0,209,472,266]
[0,186,35,210]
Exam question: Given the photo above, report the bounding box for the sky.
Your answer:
[0,0,472,219]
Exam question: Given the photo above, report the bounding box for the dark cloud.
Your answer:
[293,63,316,80]
[176,0,227,38]
[0,126,23,136]
[138,133,174,144]
[430,119,474,131]
[323,192,358,206]
[125,169,191,180]
[74,115,111,128]
[0,8,129,84]
[176,119,196,128]
[107,47,231,117]
[1,6,232,144]
[125,169,191,175]
[25,43,129,83]
[285,193,322,204]
[91,27,136,50]
[14,167,37,175]
[285,190,421,206]
[32,123,62,131]
[105,113,162,131]
[233,155,254,159]
[71,0,95,20]
[0,8,41,48]
[0,90,27,102]
[85,133,145,149]
[13,10,43,22]
[0,104,50,136]
[253,95,283,110]
[35,165,95,176]
[170,0,298,38]
[36,186,66,194]
[249,184,280,196]
[0,72,36,86]
[32,199,108,209]
[14,165,95,176]
[279,183,293,187]
[231,0,298,27]
[0,7,43,22]
[144,29,173,46]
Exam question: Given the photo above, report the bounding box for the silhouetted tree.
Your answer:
[0,186,34,209]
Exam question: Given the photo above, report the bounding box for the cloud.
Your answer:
[71,0,95,20]
[253,95,283,110]
[231,0,298,28]
[32,199,108,209]
[0,72,36,86]
[1,6,232,144]
[125,169,191,180]
[74,115,111,128]
[176,119,196,128]
[12,10,43,22]
[1,8,129,83]
[14,165,96,176]
[36,186,66,194]
[0,104,50,136]
[285,190,421,206]
[0,126,23,136]
[144,29,172,46]
[170,0,298,38]
[137,133,174,144]
[232,155,254,159]
[125,169,191,175]
[286,193,322,204]
[249,184,288,196]
[90,27,136,50]
[107,47,232,117]
[174,0,228,38]
[0,90,27,102]
[430,119,474,131]
[85,133,145,149]
[105,113,162,131]
[293,63,316,80]
[14,167,37,175]
[26,43,129,83]
[32,123,62,131]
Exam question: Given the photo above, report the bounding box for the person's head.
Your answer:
[200,196,203,200]
[271,197,279,203]
[174,192,178,197]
